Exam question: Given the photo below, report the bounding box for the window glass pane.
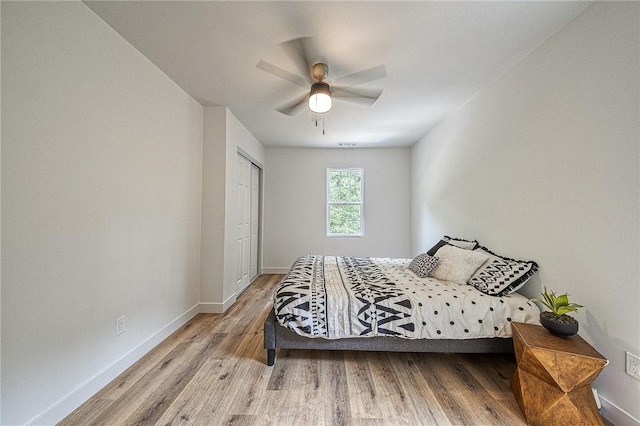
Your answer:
[329,204,362,235]
[328,171,362,203]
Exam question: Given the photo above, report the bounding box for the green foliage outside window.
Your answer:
[327,170,363,236]
[329,205,362,235]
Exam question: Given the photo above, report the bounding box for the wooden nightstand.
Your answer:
[511,321,608,426]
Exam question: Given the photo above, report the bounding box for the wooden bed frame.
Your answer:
[263,310,515,366]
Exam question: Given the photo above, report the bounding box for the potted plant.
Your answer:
[531,287,584,337]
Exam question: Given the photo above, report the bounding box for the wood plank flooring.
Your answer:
[60,274,550,425]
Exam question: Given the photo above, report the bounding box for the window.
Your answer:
[327,168,364,236]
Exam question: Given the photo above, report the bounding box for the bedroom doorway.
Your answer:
[236,152,261,295]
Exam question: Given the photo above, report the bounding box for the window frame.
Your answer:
[326,168,365,237]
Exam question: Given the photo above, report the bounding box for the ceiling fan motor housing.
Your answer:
[312,63,329,81]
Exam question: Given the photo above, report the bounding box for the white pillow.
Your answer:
[429,244,488,284]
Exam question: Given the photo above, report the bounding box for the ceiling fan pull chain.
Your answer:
[322,114,325,135]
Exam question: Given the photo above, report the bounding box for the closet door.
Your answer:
[236,154,251,293]
[250,163,259,280]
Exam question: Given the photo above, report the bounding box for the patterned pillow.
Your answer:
[427,236,479,256]
[408,253,439,278]
[468,246,539,296]
[443,235,480,250]
[429,244,488,284]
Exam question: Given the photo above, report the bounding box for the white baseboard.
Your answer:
[199,294,236,313]
[27,304,200,426]
[600,394,640,426]
[261,267,289,274]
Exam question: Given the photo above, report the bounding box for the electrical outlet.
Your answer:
[626,351,640,380]
[116,316,126,336]
[592,387,601,410]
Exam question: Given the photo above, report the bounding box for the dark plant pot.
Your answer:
[540,311,578,337]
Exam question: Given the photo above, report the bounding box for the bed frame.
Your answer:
[263,310,514,366]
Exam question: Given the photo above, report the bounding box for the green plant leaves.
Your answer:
[531,286,584,316]
[553,294,569,311]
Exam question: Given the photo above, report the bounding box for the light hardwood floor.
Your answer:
[59,274,571,425]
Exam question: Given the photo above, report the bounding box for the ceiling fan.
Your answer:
[257,37,386,116]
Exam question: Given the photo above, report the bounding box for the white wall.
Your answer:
[200,107,265,312]
[263,148,411,270]
[1,3,204,424]
[201,107,227,309]
[410,2,639,424]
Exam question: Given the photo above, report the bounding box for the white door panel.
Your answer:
[237,154,250,293]
[237,154,261,294]
[250,164,259,280]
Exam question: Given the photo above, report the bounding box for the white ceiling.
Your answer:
[84,1,590,148]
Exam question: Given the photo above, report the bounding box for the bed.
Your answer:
[264,239,540,366]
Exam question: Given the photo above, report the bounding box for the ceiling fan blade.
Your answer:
[276,93,309,116]
[332,86,383,105]
[256,60,309,89]
[279,37,315,82]
[329,64,387,88]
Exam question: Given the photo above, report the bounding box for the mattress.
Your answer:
[274,255,540,340]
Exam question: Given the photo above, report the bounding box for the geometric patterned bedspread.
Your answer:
[274,256,540,340]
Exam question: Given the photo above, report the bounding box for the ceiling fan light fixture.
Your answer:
[308,82,332,113]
